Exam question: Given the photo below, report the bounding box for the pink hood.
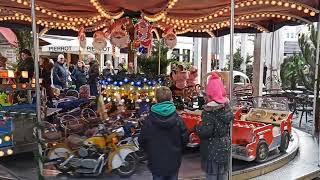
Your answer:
[206,72,226,104]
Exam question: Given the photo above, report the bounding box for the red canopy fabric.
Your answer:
[0,27,18,47]
[0,0,318,36]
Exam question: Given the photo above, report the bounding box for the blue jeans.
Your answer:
[152,173,178,180]
[89,83,98,96]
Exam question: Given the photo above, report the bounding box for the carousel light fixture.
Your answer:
[163,0,318,26]
[90,0,124,19]
[12,0,101,25]
[235,12,311,24]
[142,0,182,22]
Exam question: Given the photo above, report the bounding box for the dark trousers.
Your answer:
[152,173,178,180]
[205,172,229,180]
[89,83,98,96]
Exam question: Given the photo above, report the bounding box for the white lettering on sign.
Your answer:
[48,46,72,52]
[0,45,17,63]
[42,46,114,54]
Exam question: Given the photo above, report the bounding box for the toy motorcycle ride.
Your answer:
[45,124,138,177]
[117,118,147,161]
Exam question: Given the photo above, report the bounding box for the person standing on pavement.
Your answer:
[52,54,68,89]
[87,54,99,96]
[71,60,87,91]
[139,86,189,180]
[194,72,233,180]
[17,49,34,83]
[40,56,55,106]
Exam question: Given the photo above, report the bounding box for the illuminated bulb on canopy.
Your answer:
[291,4,296,8]
[310,12,316,16]
[271,1,276,5]
[284,2,289,7]
[303,9,309,13]
[297,6,302,11]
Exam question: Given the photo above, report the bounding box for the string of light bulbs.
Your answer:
[163,0,317,27]
[89,0,124,19]
[142,0,179,22]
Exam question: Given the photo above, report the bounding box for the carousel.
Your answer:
[0,0,319,179]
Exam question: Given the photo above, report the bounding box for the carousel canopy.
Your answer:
[0,0,318,37]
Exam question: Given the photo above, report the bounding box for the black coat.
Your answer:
[195,104,233,165]
[52,62,68,88]
[17,57,34,83]
[138,112,189,176]
[88,61,99,84]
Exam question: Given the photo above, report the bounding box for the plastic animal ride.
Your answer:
[0,92,11,107]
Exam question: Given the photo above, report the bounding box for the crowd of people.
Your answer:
[0,50,232,180]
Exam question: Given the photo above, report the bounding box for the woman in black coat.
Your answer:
[71,61,87,90]
[194,73,233,180]
[40,57,55,104]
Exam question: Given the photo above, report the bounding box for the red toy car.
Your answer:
[181,97,292,162]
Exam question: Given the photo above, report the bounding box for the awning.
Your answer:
[0,0,318,37]
[0,27,17,47]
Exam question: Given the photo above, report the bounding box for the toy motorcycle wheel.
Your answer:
[279,131,290,152]
[135,149,147,162]
[116,153,138,177]
[256,140,269,162]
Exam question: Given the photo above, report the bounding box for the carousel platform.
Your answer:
[42,129,305,180]
[0,129,318,180]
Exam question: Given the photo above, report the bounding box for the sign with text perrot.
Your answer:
[41,46,114,54]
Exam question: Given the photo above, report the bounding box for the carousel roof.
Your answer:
[0,0,318,37]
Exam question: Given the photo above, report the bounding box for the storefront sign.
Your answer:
[42,46,114,54]
[0,45,17,63]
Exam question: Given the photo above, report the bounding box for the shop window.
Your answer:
[172,49,180,56]
[182,49,190,62]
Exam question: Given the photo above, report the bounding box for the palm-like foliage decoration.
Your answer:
[137,40,173,75]
[280,54,305,89]
[280,24,319,90]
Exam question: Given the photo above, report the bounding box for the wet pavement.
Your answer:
[253,129,320,179]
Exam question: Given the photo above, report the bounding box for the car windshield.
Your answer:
[253,97,289,111]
